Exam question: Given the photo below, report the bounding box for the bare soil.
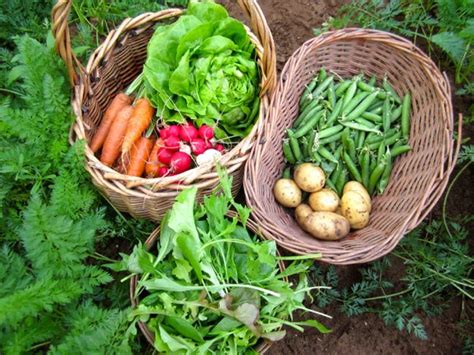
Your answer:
[218,0,472,354]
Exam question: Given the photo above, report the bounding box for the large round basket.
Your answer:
[51,0,276,221]
[244,28,461,265]
[129,211,285,353]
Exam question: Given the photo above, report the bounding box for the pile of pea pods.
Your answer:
[282,68,412,196]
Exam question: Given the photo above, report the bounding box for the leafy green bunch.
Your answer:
[132,0,260,139]
[112,171,329,354]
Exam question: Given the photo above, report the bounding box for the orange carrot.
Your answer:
[126,136,155,177]
[115,152,130,174]
[145,138,165,177]
[90,93,132,152]
[100,106,134,167]
[122,98,155,154]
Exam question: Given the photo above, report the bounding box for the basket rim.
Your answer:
[244,27,459,265]
[129,210,283,353]
[68,5,275,197]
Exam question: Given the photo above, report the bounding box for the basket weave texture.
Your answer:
[129,211,284,354]
[51,0,276,222]
[244,28,460,265]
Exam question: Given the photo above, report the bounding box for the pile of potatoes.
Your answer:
[273,163,372,241]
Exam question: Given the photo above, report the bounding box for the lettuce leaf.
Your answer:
[139,0,259,139]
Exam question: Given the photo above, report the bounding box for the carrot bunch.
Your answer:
[91,93,226,179]
[92,93,155,177]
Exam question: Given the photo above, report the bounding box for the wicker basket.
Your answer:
[129,211,285,353]
[244,28,461,265]
[51,0,276,221]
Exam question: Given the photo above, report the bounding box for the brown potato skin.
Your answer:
[303,212,350,241]
[295,204,313,230]
[341,190,370,229]
[343,181,372,213]
[308,188,340,212]
[293,163,325,192]
[273,179,302,208]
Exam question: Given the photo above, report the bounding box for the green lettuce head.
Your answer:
[140,0,260,139]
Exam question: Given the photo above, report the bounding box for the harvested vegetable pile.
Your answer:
[128,0,260,139]
[113,171,330,353]
[274,68,412,241]
[284,68,411,196]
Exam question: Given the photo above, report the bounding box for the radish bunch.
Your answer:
[155,123,224,176]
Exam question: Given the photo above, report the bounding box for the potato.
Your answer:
[343,181,372,213]
[341,190,370,229]
[295,204,313,231]
[273,178,302,208]
[303,212,350,241]
[293,163,325,192]
[308,188,340,212]
[335,206,343,216]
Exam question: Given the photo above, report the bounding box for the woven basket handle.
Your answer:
[52,0,276,93]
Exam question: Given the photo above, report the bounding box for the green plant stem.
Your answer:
[442,160,473,238]
[362,288,412,302]
[0,88,24,96]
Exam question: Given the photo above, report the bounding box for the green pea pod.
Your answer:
[318,68,327,83]
[342,91,370,117]
[288,130,303,162]
[325,178,337,192]
[318,146,339,163]
[361,111,383,123]
[347,137,357,162]
[357,81,376,93]
[312,76,334,100]
[377,141,386,165]
[369,154,377,172]
[369,103,384,115]
[318,124,344,140]
[368,161,386,195]
[319,131,343,145]
[294,101,321,128]
[334,145,344,160]
[330,162,343,188]
[360,148,370,189]
[306,129,316,157]
[282,167,291,179]
[328,82,337,110]
[382,96,391,132]
[377,150,392,194]
[390,106,402,123]
[336,167,348,196]
[383,78,402,104]
[335,80,352,96]
[282,139,296,164]
[391,144,411,158]
[300,136,309,160]
[345,91,380,120]
[356,131,366,150]
[367,131,401,150]
[401,93,411,139]
[340,121,382,134]
[343,152,362,183]
[312,150,322,163]
[366,128,397,145]
[368,75,377,86]
[325,99,344,127]
[355,117,377,129]
[342,79,359,110]
[294,110,325,138]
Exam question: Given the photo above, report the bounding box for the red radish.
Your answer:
[170,151,192,174]
[168,125,180,137]
[198,125,214,140]
[159,127,170,140]
[179,123,199,142]
[158,166,169,177]
[157,148,173,165]
[164,135,181,151]
[215,144,225,152]
[190,138,206,155]
[204,140,213,150]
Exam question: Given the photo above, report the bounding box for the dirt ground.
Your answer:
[217,0,471,354]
